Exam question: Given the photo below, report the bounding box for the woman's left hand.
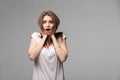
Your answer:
[50,34,55,40]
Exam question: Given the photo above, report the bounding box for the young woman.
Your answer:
[28,10,68,80]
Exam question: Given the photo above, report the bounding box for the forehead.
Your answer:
[43,15,53,20]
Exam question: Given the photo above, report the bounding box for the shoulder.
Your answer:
[30,32,41,43]
[30,32,40,38]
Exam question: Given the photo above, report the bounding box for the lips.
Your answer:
[45,28,51,34]
[46,29,51,31]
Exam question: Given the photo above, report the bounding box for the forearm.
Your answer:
[29,36,47,60]
[55,47,68,62]
[52,36,68,62]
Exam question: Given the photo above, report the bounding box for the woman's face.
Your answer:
[42,15,55,35]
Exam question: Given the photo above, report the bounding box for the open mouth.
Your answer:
[46,29,51,31]
[45,29,51,34]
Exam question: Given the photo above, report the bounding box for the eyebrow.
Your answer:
[42,20,54,22]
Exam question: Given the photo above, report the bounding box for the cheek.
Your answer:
[42,24,46,29]
[42,24,45,27]
[50,24,54,28]
[51,26,55,31]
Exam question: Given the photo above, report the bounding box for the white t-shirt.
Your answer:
[30,32,66,80]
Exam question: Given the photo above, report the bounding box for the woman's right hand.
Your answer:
[40,31,48,38]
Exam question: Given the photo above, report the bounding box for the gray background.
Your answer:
[0,0,120,80]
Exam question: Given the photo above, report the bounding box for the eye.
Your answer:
[42,21,46,24]
[49,20,54,23]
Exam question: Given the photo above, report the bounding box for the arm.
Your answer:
[51,34,68,62]
[28,34,47,61]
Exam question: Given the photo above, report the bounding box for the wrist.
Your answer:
[51,34,55,39]
[55,45,60,49]
[43,35,47,39]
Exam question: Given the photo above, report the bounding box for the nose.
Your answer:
[46,22,50,27]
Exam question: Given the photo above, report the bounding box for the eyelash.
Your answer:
[49,21,54,23]
[42,21,54,24]
[42,21,46,24]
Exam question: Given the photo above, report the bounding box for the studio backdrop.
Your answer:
[0,0,120,80]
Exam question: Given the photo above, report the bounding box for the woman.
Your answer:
[28,10,68,80]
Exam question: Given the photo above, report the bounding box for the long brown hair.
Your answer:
[38,10,61,47]
[38,10,60,33]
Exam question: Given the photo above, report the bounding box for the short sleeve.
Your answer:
[63,33,67,39]
[30,32,37,38]
[30,32,41,43]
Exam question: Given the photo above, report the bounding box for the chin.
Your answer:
[47,33,51,35]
